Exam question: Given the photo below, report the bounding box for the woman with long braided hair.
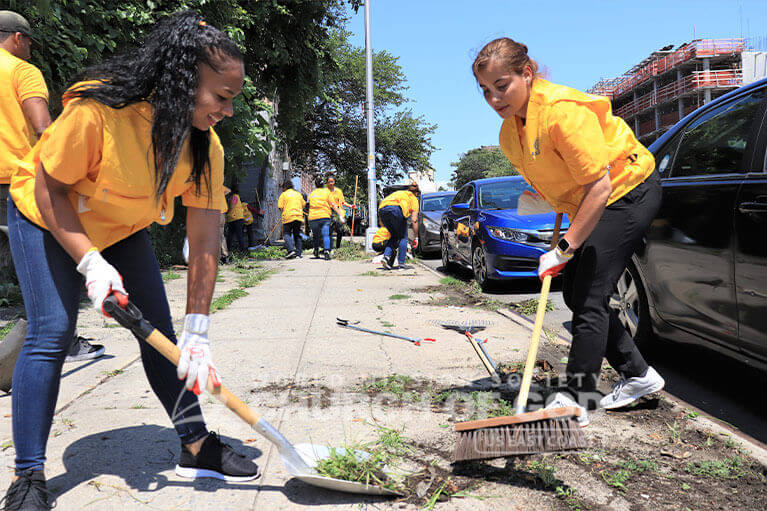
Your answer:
[3,11,258,510]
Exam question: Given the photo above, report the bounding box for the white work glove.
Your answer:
[76,249,128,316]
[517,190,554,216]
[537,247,573,280]
[177,314,221,395]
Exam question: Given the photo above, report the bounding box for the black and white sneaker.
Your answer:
[285,251,296,259]
[324,251,331,261]
[176,432,260,482]
[0,470,55,510]
[381,257,392,270]
[64,336,105,363]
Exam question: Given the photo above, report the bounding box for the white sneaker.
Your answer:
[544,392,589,427]
[599,366,665,410]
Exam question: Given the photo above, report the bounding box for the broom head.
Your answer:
[454,406,587,461]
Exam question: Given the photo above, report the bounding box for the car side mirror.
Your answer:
[451,203,470,211]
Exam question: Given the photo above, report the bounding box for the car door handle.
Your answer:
[738,201,767,214]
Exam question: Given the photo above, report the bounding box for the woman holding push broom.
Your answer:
[3,11,258,510]
[473,38,665,427]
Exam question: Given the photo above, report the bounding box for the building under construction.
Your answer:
[589,38,767,144]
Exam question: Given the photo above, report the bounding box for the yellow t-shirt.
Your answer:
[10,92,226,250]
[225,194,244,222]
[328,188,345,207]
[0,48,49,184]
[499,78,654,218]
[379,190,419,217]
[307,187,333,221]
[372,227,390,244]
[278,188,305,224]
[242,202,254,225]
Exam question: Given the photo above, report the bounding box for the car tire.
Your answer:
[472,242,494,292]
[610,261,653,348]
[440,232,458,272]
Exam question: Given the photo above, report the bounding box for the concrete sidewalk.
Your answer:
[1,255,765,510]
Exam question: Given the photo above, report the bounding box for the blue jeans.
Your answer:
[379,206,408,265]
[283,220,303,256]
[309,218,330,253]
[7,199,208,473]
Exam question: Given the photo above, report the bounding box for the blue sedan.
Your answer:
[440,176,569,290]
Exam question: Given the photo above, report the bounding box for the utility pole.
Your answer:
[364,0,378,251]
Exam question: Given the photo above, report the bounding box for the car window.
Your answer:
[478,180,532,209]
[654,135,682,177]
[671,88,766,177]
[451,185,474,207]
[422,195,455,211]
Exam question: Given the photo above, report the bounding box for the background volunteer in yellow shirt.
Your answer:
[224,181,247,254]
[0,10,106,366]
[326,173,353,250]
[474,38,665,425]
[277,179,306,259]
[3,13,258,506]
[378,182,420,270]
[306,175,344,260]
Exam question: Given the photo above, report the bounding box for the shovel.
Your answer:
[102,296,399,496]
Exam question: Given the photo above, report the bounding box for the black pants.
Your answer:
[562,171,661,398]
[284,220,303,255]
[330,219,344,249]
[226,219,246,253]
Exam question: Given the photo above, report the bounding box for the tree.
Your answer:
[288,29,437,201]
[449,146,517,189]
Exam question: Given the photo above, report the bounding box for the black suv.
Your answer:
[612,77,767,371]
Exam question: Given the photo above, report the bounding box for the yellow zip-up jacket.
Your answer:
[499,78,654,218]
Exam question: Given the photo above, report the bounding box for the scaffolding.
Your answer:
[587,38,762,143]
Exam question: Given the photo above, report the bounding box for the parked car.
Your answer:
[440,176,569,290]
[611,77,767,371]
[417,191,456,255]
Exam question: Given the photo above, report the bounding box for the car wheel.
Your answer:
[610,262,653,347]
[472,243,493,292]
[441,233,458,272]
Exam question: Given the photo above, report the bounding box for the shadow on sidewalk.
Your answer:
[47,425,263,497]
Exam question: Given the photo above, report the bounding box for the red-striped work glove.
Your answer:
[537,247,573,280]
[76,249,128,316]
[177,314,221,395]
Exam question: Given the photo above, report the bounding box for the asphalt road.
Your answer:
[418,251,767,448]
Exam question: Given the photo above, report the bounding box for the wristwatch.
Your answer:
[557,237,571,254]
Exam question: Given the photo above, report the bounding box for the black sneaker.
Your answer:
[313,250,319,259]
[324,251,331,261]
[285,251,296,259]
[64,336,105,363]
[175,432,260,482]
[0,470,55,510]
[381,257,392,270]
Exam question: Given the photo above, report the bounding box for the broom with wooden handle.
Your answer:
[454,213,587,461]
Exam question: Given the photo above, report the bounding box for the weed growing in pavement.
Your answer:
[683,409,700,420]
[577,450,606,465]
[439,276,463,286]
[705,433,715,447]
[1,440,13,451]
[363,374,414,398]
[555,486,584,511]
[104,369,123,378]
[246,246,287,260]
[601,468,631,491]
[0,321,17,341]
[510,298,555,316]
[723,435,739,450]
[528,459,559,488]
[238,267,274,288]
[334,241,368,261]
[389,294,410,300]
[379,320,395,327]
[360,270,383,276]
[210,288,248,312]
[0,282,23,307]
[618,459,657,472]
[666,420,682,443]
[130,404,148,409]
[686,457,749,479]
[162,270,182,282]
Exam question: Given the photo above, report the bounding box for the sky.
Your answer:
[344,0,767,189]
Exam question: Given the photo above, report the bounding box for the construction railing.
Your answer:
[614,69,743,119]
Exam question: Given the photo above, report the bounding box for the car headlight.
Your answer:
[423,217,440,232]
[486,225,529,242]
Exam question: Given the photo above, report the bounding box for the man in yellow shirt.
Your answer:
[378,182,420,270]
[277,180,306,259]
[0,10,105,364]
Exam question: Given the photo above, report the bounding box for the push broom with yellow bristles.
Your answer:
[454,213,587,461]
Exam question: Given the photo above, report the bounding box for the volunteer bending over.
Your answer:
[4,11,258,511]
[473,37,664,426]
[378,182,420,270]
